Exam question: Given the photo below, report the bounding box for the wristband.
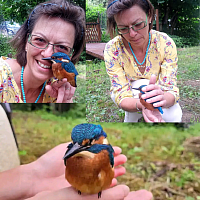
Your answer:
[136,99,140,111]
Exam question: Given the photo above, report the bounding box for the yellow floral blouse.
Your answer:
[104,30,179,107]
[0,56,56,103]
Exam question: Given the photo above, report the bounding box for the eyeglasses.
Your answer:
[117,16,147,35]
[28,34,73,56]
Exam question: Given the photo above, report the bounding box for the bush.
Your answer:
[86,3,106,22]
[0,34,15,57]
[169,34,199,48]
[101,30,111,43]
[168,34,186,48]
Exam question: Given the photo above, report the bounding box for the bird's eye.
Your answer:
[89,139,93,145]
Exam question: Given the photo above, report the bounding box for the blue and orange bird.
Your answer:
[63,123,115,198]
[42,52,78,87]
[132,85,164,114]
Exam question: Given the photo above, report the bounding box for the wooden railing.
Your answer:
[86,19,101,43]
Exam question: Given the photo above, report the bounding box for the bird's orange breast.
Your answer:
[52,63,76,87]
[65,150,114,194]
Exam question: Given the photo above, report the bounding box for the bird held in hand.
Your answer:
[42,52,78,87]
[132,85,164,114]
[63,123,115,198]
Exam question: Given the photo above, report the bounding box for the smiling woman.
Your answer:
[0,0,85,103]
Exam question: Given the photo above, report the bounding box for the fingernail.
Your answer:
[146,99,150,103]
[154,103,157,107]
[141,94,146,99]
[142,87,146,92]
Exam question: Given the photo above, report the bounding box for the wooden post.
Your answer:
[156,9,159,31]
[97,17,101,42]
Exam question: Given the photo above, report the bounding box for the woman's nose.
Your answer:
[129,27,137,37]
[41,44,54,58]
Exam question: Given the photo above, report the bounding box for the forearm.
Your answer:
[120,98,142,112]
[0,164,35,200]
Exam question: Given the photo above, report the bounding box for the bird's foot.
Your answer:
[98,191,102,198]
[78,190,81,195]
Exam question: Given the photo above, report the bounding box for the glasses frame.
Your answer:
[117,15,148,35]
[28,34,73,56]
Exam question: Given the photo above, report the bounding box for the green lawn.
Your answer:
[86,46,200,123]
[12,111,200,200]
[73,62,86,103]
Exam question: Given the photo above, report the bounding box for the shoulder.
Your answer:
[151,30,176,47]
[105,35,122,51]
[0,57,21,76]
[0,56,10,72]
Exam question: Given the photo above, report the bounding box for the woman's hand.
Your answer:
[25,185,130,200]
[142,105,165,122]
[141,75,166,108]
[30,144,127,197]
[124,190,153,200]
[45,78,75,103]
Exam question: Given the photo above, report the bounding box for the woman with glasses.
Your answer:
[0,0,85,103]
[104,0,182,122]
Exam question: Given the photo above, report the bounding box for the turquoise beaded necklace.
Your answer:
[128,32,151,66]
[21,66,46,103]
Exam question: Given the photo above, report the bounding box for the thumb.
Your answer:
[45,85,57,98]
[149,74,157,85]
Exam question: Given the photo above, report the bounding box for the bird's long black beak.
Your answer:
[42,57,52,60]
[63,143,89,161]
[132,87,140,90]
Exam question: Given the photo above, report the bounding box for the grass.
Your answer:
[86,46,200,123]
[73,62,86,103]
[11,111,200,200]
[86,59,124,122]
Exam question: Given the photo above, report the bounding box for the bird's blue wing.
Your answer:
[62,62,78,75]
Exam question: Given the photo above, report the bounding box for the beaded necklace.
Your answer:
[20,66,46,103]
[128,32,151,66]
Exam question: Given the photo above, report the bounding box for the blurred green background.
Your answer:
[8,104,200,200]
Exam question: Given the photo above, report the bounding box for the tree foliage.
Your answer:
[150,0,200,46]
[86,3,106,22]
[0,0,85,24]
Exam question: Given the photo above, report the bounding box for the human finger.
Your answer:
[45,85,58,98]
[110,178,118,187]
[149,74,157,85]
[124,190,153,200]
[113,146,122,156]
[26,185,130,200]
[56,84,65,103]
[114,154,127,167]
[141,88,163,100]
[146,95,165,107]
[52,78,68,88]
[63,83,76,103]
[114,166,126,178]
[143,108,158,122]
[142,84,160,93]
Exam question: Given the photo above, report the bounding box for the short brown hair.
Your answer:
[10,0,85,66]
[107,0,155,37]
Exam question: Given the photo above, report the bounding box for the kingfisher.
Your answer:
[42,52,78,87]
[63,123,115,198]
[132,85,164,114]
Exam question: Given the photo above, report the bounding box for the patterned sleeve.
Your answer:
[158,35,179,103]
[104,41,133,107]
